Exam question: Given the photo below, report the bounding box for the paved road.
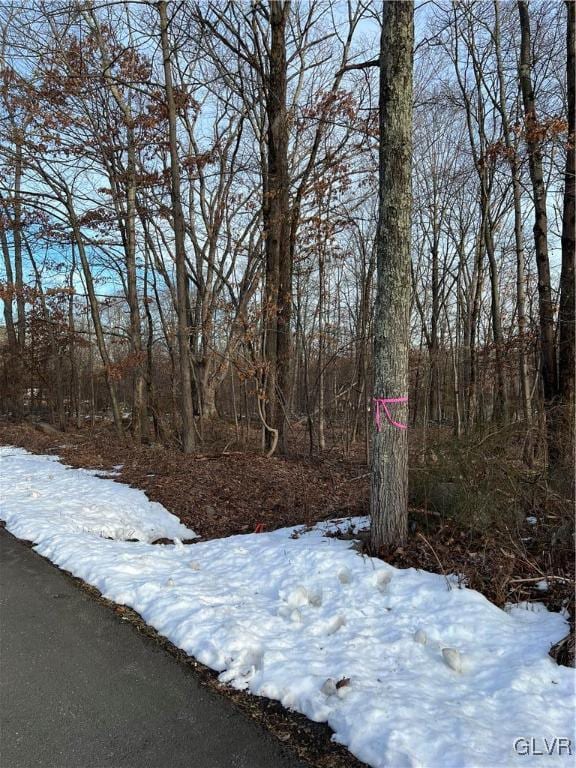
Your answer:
[0,529,306,768]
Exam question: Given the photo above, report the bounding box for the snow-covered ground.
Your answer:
[0,449,192,543]
[1,446,574,768]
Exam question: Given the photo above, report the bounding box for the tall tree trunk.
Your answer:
[511,156,532,422]
[494,0,531,423]
[264,0,291,455]
[125,126,147,443]
[318,238,326,452]
[68,247,81,428]
[484,207,507,421]
[11,140,25,416]
[0,227,20,414]
[429,231,440,423]
[518,0,558,463]
[68,200,123,437]
[558,0,575,472]
[83,8,147,442]
[468,233,484,428]
[453,270,462,437]
[370,0,414,551]
[158,0,195,453]
[14,141,25,352]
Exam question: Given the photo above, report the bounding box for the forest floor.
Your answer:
[1,444,573,768]
[0,418,573,666]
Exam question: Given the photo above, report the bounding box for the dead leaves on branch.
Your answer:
[483,115,570,169]
[106,351,147,382]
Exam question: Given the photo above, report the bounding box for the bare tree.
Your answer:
[517,0,558,463]
[370,0,414,551]
[158,0,196,453]
[558,0,575,473]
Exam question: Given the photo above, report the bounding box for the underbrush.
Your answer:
[404,424,574,664]
[410,423,571,539]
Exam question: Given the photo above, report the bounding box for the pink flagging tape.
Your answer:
[373,396,408,431]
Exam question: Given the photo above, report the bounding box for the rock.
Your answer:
[338,568,351,584]
[414,629,428,645]
[321,678,338,696]
[286,586,310,607]
[308,589,323,607]
[442,647,463,673]
[375,571,392,592]
[325,615,346,635]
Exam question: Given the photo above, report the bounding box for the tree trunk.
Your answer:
[11,140,25,417]
[494,1,531,422]
[68,200,123,437]
[429,236,440,424]
[14,141,25,353]
[158,0,195,453]
[264,0,291,455]
[0,227,20,415]
[82,8,148,442]
[483,207,507,421]
[125,125,147,443]
[518,0,558,463]
[558,0,575,472]
[318,240,326,452]
[68,249,81,429]
[370,0,414,552]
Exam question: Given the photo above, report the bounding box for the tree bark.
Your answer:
[264,0,291,455]
[125,125,147,443]
[494,0,532,423]
[0,226,20,414]
[518,0,558,463]
[318,234,326,452]
[370,0,414,552]
[558,0,575,471]
[158,0,196,453]
[83,8,147,442]
[11,140,25,416]
[483,206,507,421]
[67,199,124,437]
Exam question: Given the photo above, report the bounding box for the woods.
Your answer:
[1,5,575,766]
[0,0,574,535]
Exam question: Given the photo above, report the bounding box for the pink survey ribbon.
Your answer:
[373,396,408,431]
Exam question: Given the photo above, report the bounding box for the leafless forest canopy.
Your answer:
[0,1,573,487]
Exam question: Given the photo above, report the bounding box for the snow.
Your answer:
[0,448,193,543]
[1,446,574,768]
